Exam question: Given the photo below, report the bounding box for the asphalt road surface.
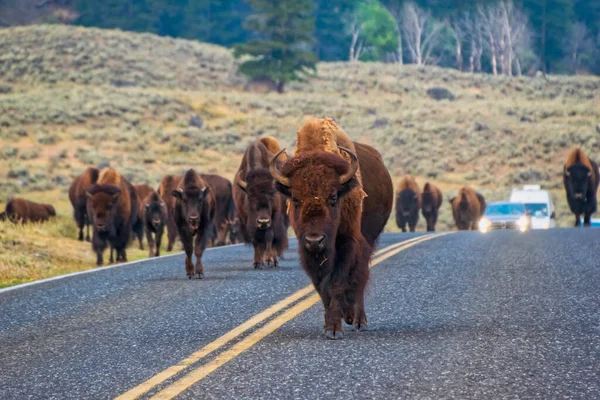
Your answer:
[1,230,599,399]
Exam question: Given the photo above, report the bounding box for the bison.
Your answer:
[141,189,168,257]
[202,174,235,247]
[450,186,486,230]
[270,117,393,339]
[563,148,599,227]
[158,174,183,251]
[2,198,56,223]
[171,169,216,279]
[86,168,139,266]
[395,175,421,232]
[421,182,443,232]
[69,167,99,241]
[133,184,154,250]
[233,138,288,269]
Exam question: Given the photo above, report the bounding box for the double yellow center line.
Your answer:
[116,233,449,400]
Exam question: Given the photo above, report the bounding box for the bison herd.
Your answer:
[1,118,599,339]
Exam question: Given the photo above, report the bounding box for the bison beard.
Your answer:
[563,148,599,227]
[171,169,216,279]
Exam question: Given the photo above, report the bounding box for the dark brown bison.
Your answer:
[142,189,168,257]
[69,167,99,241]
[421,182,443,232]
[201,174,235,247]
[171,169,216,279]
[563,148,599,227]
[133,184,154,250]
[450,186,486,230]
[2,198,56,223]
[158,174,183,251]
[395,175,421,232]
[233,138,288,268]
[86,168,139,266]
[271,118,392,339]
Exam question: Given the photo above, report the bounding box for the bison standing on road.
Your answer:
[421,182,443,232]
[450,186,486,230]
[158,174,183,251]
[270,117,393,339]
[563,148,599,227]
[141,189,167,258]
[133,184,154,250]
[2,198,56,223]
[202,174,235,247]
[171,169,216,279]
[395,175,421,232]
[69,167,99,241]
[86,168,139,266]
[233,138,288,269]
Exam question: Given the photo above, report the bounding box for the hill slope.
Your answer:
[1,25,599,286]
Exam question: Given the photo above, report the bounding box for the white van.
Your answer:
[509,185,556,229]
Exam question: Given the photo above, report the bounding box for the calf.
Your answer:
[133,184,154,249]
[171,169,216,279]
[142,190,168,257]
[158,174,183,251]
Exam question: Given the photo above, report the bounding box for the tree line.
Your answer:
[2,0,600,87]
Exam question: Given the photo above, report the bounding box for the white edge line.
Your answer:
[0,243,244,295]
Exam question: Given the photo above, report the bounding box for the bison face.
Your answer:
[397,190,419,218]
[565,165,592,200]
[86,187,121,233]
[271,147,359,255]
[172,186,209,230]
[235,169,276,230]
[145,199,166,229]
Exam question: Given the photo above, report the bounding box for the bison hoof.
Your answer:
[188,275,193,280]
[324,330,344,340]
[196,272,204,280]
[253,263,264,270]
[353,322,368,331]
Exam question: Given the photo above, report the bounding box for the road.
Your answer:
[1,230,599,399]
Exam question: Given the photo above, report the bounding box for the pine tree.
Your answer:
[234,0,317,93]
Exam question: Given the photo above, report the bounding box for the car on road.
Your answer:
[509,185,556,229]
[479,201,530,233]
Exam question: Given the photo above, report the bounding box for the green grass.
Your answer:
[0,24,599,286]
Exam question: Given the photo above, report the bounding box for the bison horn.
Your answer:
[234,171,248,190]
[337,146,359,185]
[269,148,291,187]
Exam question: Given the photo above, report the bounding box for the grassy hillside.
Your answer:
[1,25,599,287]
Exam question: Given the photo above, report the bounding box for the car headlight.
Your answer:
[517,216,529,232]
[478,218,491,233]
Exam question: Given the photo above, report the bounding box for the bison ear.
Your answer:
[275,182,291,197]
[201,186,210,197]
[171,188,183,200]
[338,177,359,199]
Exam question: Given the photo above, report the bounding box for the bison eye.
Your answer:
[329,195,338,207]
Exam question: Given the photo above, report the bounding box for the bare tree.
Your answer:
[499,1,531,76]
[402,2,444,65]
[563,22,595,74]
[461,12,484,73]
[343,12,364,62]
[381,1,404,65]
[478,3,503,75]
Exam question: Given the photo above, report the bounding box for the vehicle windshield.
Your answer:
[485,203,526,216]
[523,203,549,217]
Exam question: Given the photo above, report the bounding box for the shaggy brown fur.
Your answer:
[201,174,235,247]
[563,148,599,226]
[133,184,154,250]
[172,169,216,279]
[233,139,288,268]
[395,175,421,232]
[69,167,99,241]
[259,136,288,161]
[4,198,56,223]
[273,117,391,340]
[142,189,168,257]
[158,174,183,251]
[87,168,138,266]
[421,182,443,232]
[450,186,484,230]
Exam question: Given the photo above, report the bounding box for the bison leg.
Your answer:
[155,227,164,257]
[167,216,178,252]
[322,287,344,340]
[92,233,107,267]
[574,214,581,227]
[179,230,194,279]
[252,241,266,269]
[109,246,115,264]
[264,229,278,268]
[193,230,209,279]
[146,228,156,258]
[583,213,592,227]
